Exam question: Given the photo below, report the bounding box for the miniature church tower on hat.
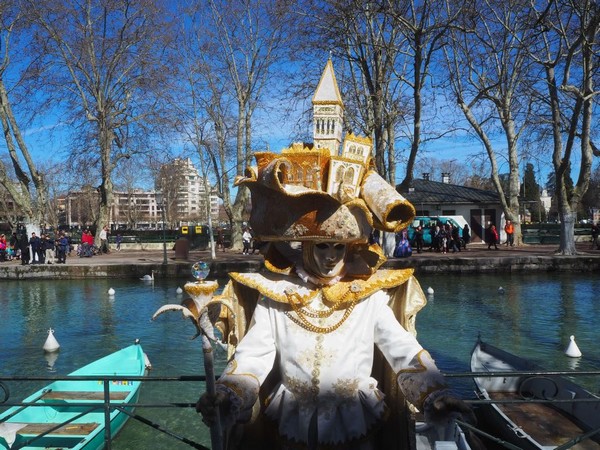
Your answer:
[312,58,344,154]
[234,58,415,244]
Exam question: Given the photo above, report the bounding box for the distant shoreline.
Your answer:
[1,243,599,280]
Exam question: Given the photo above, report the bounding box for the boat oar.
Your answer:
[455,419,522,450]
[0,389,50,423]
[116,406,210,450]
[554,425,600,450]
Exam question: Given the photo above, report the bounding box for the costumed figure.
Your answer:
[196,144,473,449]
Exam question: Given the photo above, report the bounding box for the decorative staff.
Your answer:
[152,261,223,450]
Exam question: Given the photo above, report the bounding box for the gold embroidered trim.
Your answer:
[264,258,293,275]
[229,272,318,305]
[321,269,414,303]
[397,349,430,374]
[223,359,261,386]
[229,269,414,305]
[397,350,447,408]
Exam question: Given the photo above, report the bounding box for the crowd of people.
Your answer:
[0,230,73,265]
[429,223,469,253]
[0,225,113,264]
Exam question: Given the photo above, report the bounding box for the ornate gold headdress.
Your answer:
[234,136,415,246]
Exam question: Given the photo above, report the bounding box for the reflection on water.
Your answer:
[1,273,599,448]
[415,272,600,395]
[44,351,59,372]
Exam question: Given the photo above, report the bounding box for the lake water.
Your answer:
[1,272,599,449]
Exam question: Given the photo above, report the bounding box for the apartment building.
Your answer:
[65,158,219,229]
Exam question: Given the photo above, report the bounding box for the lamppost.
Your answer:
[156,192,167,266]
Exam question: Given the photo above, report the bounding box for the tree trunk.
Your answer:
[97,124,114,242]
[229,100,248,251]
[0,79,42,223]
[558,211,577,255]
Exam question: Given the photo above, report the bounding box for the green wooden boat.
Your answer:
[0,341,149,450]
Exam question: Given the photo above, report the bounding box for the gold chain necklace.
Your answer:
[284,284,362,333]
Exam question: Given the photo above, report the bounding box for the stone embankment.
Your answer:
[0,243,598,280]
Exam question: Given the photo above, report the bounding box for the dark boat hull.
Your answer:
[471,339,600,450]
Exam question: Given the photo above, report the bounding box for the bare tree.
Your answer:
[113,158,151,229]
[415,156,472,186]
[67,186,100,228]
[25,0,177,242]
[171,7,236,257]
[527,0,600,254]
[390,0,466,189]
[172,75,222,258]
[189,0,294,249]
[296,1,463,186]
[308,1,405,182]
[0,2,48,226]
[39,160,70,230]
[443,0,540,245]
[155,160,188,229]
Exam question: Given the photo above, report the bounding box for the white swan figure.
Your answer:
[565,335,582,358]
[426,287,434,295]
[108,287,115,296]
[140,270,155,282]
[176,287,183,295]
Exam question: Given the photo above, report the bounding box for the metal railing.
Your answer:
[448,369,600,449]
[0,374,211,450]
[2,370,600,450]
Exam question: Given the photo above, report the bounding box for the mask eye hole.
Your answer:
[316,243,329,250]
[334,244,346,251]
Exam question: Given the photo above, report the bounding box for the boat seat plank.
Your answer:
[490,392,600,449]
[42,390,130,401]
[19,422,99,436]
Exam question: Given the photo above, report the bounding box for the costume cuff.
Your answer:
[396,349,447,410]
[216,364,260,427]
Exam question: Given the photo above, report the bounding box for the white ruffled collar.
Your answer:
[294,265,345,287]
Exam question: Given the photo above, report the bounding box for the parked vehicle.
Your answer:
[407,216,465,247]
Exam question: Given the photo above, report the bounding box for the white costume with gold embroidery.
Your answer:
[215,271,446,447]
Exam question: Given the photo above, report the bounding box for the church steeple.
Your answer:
[312,59,344,154]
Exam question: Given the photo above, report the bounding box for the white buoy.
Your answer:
[565,335,582,358]
[427,287,434,295]
[498,287,505,294]
[43,328,60,353]
[108,287,115,296]
[176,287,183,295]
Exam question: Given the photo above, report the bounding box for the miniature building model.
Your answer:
[245,59,374,203]
[312,59,344,155]
[236,59,415,243]
[280,143,329,191]
[327,133,372,201]
[310,60,373,201]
